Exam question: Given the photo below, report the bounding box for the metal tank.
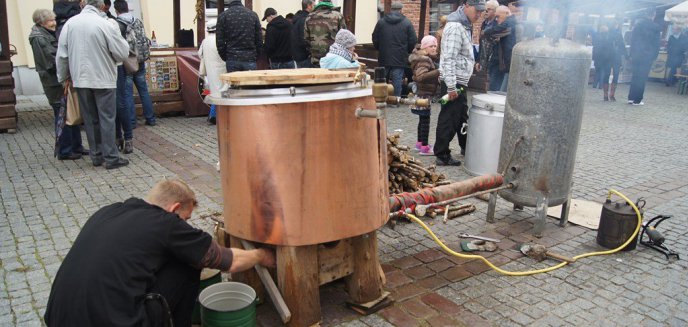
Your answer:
[464,93,506,176]
[486,38,592,236]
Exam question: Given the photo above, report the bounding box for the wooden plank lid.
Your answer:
[220,68,358,86]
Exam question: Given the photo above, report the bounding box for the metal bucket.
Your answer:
[464,93,506,176]
[191,268,222,325]
[199,282,257,327]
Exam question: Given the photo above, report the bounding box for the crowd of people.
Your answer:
[32,0,156,169]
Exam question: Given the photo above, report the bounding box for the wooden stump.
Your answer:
[346,232,383,303]
[277,245,321,327]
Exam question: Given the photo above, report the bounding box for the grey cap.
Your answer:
[391,1,403,10]
[466,0,486,11]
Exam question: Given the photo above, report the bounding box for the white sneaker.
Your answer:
[632,101,645,106]
[627,100,634,104]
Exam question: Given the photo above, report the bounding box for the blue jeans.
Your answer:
[116,66,133,140]
[500,73,509,92]
[226,61,257,73]
[295,58,312,68]
[52,101,83,156]
[387,67,405,97]
[488,62,505,91]
[210,61,257,119]
[270,60,295,69]
[127,62,156,125]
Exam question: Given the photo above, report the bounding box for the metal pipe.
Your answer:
[415,183,515,216]
[355,107,384,119]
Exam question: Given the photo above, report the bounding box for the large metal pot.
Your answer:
[464,93,506,176]
[206,79,389,246]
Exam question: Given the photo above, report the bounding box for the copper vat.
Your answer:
[208,78,389,246]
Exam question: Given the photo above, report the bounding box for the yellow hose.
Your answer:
[405,189,642,276]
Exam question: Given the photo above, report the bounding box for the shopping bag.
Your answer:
[65,86,82,125]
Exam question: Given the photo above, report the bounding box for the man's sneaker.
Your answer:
[105,158,129,170]
[419,145,434,156]
[58,153,82,160]
[436,156,461,166]
[627,100,634,104]
[208,117,216,125]
[632,101,645,106]
[145,120,157,126]
[415,141,423,151]
[123,140,134,154]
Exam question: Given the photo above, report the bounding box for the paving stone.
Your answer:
[420,293,462,315]
[416,275,449,291]
[404,265,435,281]
[384,270,412,289]
[413,248,446,263]
[391,283,426,302]
[378,305,420,327]
[400,298,436,319]
[439,266,472,282]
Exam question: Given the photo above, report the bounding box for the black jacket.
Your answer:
[265,15,293,62]
[291,10,310,61]
[372,12,418,68]
[483,16,517,73]
[216,0,263,62]
[53,1,81,40]
[629,17,660,64]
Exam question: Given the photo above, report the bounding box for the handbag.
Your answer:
[65,86,82,126]
[123,49,139,74]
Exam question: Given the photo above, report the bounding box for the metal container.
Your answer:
[497,38,591,207]
[464,93,506,176]
[206,76,389,246]
[596,199,640,251]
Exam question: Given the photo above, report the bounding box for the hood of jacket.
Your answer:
[117,12,135,25]
[447,6,471,30]
[383,12,405,25]
[53,1,81,21]
[268,15,290,29]
[409,47,430,65]
[29,25,56,41]
[294,10,309,20]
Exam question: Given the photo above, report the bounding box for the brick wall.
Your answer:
[400,0,431,38]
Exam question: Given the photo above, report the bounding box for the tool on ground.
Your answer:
[640,215,680,260]
[458,233,500,243]
[240,240,291,324]
[519,243,576,263]
[460,240,497,252]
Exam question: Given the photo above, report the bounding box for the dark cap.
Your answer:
[262,7,277,21]
[466,0,486,11]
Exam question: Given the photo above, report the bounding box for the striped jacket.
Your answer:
[439,7,475,92]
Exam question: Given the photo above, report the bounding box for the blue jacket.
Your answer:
[319,53,360,69]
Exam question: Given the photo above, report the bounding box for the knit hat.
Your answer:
[391,1,403,10]
[420,35,437,49]
[335,29,357,49]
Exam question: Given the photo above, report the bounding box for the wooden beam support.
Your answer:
[217,0,224,14]
[0,0,10,60]
[197,0,205,46]
[419,0,428,40]
[173,0,181,47]
[277,245,321,327]
[345,232,383,303]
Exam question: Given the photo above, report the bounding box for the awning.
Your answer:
[665,1,688,26]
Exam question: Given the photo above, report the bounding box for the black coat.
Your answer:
[667,33,688,67]
[53,1,81,40]
[629,17,660,64]
[266,16,293,62]
[291,10,310,62]
[483,16,517,73]
[216,0,263,62]
[372,12,418,68]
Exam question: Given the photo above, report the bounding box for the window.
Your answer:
[429,2,455,36]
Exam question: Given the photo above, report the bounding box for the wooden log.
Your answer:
[278,245,321,327]
[0,117,16,130]
[345,232,383,303]
[0,103,15,118]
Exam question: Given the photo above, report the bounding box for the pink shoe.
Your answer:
[415,141,423,151]
[419,145,434,156]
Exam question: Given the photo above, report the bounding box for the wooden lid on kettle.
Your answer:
[219,68,359,86]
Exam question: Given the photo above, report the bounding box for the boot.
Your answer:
[609,83,617,101]
[603,84,609,101]
[116,138,124,151]
[123,140,133,154]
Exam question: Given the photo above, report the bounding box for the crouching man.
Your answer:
[44,179,275,326]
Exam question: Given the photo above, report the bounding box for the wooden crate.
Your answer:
[0,103,15,118]
[0,88,16,104]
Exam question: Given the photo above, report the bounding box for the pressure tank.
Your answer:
[496,38,591,207]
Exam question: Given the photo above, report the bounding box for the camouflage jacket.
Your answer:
[304,4,346,66]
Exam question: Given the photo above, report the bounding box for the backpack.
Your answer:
[117,17,151,63]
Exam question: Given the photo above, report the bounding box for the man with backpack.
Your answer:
[114,0,156,130]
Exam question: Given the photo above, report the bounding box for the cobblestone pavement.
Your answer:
[1,82,686,326]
